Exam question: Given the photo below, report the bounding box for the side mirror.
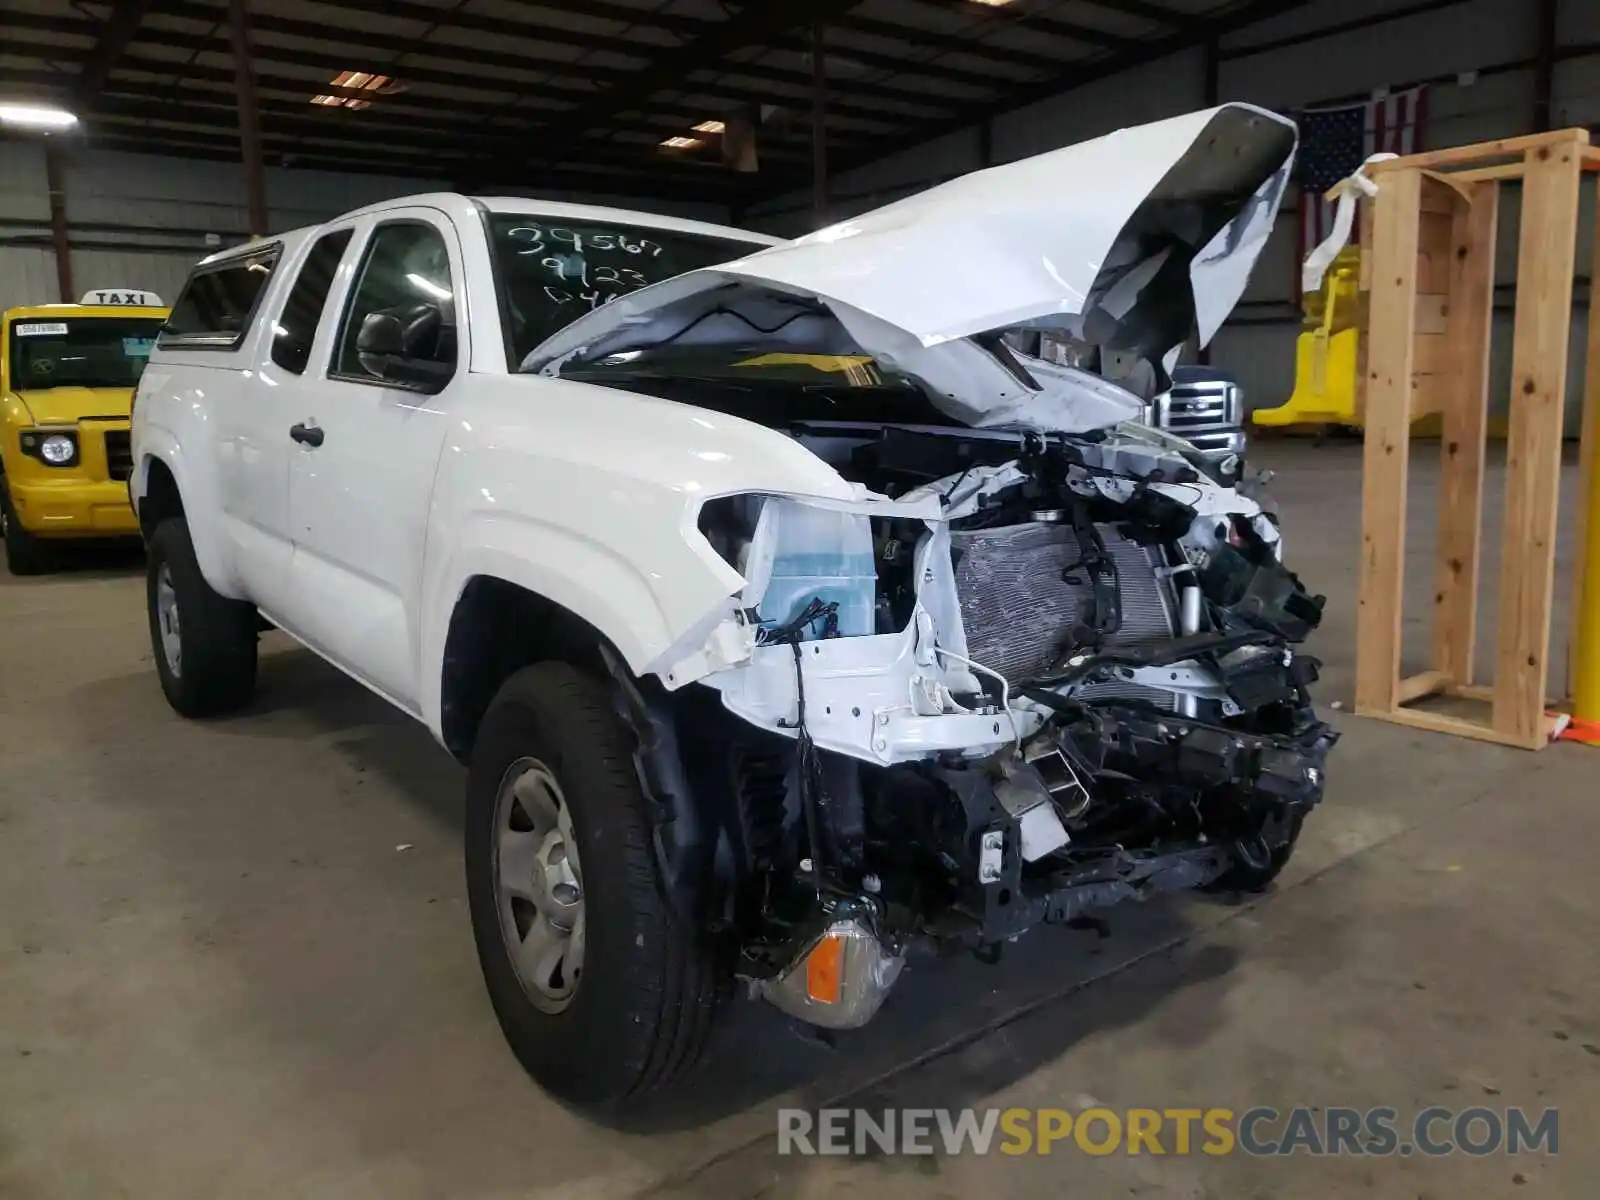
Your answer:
[356,304,454,390]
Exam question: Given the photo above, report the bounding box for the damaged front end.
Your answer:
[620,423,1335,1031]
[542,102,1321,1028]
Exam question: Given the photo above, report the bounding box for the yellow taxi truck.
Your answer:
[0,289,167,574]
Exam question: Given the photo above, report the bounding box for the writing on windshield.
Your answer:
[486,214,760,364]
[502,223,673,313]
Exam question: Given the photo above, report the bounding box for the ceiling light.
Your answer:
[693,120,726,134]
[968,0,1016,6]
[309,70,399,111]
[0,103,78,130]
[659,135,701,149]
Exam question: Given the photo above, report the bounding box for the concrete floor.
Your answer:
[2,442,1597,1199]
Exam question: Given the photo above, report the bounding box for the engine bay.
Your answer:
[608,400,1336,1029]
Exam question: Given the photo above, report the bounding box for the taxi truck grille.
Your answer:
[103,429,133,482]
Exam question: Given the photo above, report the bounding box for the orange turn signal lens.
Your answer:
[804,933,844,1004]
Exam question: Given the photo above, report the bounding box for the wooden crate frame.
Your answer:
[1354,129,1600,749]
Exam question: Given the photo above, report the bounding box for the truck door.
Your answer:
[280,209,460,711]
[229,225,357,615]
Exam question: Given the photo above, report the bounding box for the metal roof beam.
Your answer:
[1073,0,1211,31]
[78,108,781,200]
[7,13,943,126]
[828,13,1076,70]
[148,0,974,110]
[70,89,809,192]
[533,0,870,163]
[74,0,156,106]
[776,0,1309,202]
[79,128,743,203]
[897,0,1133,49]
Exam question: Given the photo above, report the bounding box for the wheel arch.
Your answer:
[421,513,720,756]
[133,436,237,596]
[436,573,621,761]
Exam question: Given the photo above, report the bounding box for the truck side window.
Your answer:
[333,221,457,383]
[270,229,353,374]
[160,244,282,350]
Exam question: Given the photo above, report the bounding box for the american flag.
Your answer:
[1297,86,1428,291]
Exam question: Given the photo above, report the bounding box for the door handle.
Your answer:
[289,422,325,448]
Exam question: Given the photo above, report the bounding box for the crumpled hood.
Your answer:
[10,387,133,425]
[526,104,1295,435]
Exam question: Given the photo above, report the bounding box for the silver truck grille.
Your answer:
[950,521,1178,691]
[1162,393,1231,431]
[1152,375,1241,433]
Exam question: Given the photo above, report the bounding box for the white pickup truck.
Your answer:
[131,103,1335,1110]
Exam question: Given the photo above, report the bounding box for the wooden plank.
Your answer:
[1371,705,1548,750]
[1451,163,1529,184]
[1432,182,1498,686]
[1493,144,1582,743]
[1412,333,1450,375]
[1336,169,1471,206]
[1451,682,1560,706]
[1569,181,1600,716]
[1417,250,1451,295]
[1358,203,1374,293]
[1355,167,1423,716]
[1366,129,1588,175]
[1397,670,1448,703]
[1420,188,1457,216]
[1411,374,1447,418]
[1415,294,1449,334]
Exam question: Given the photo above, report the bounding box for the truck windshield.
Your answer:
[8,317,163,390]
[485,213,761,365]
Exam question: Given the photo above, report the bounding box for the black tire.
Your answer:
[465,662,718,1110]
[1,482,50,576]
[1205,811,1305,893]
[145,518,258,717]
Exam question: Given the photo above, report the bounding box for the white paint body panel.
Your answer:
[525,104,1298,430]
[131,107,1290,764]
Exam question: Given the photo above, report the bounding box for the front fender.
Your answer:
[418,511,737,738]
[132,423,240,599]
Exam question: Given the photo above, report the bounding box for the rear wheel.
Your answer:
[1,482,50,576]
[145,518,258,716]
[464,662,718,1109]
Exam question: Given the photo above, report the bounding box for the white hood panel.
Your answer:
[526,104,1296,434]
[722,104,1293,349]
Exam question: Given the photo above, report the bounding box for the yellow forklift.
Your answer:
[1251,246,1364,432]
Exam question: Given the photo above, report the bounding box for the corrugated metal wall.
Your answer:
[0,139,731,313]
[0,140,460,311]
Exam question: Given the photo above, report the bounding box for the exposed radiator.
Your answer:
[950,520,1178,691]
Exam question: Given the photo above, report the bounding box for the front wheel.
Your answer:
[145,518,258,716]
[1205,811,1305,893]
[1,482,50,575]
[464,662,719,1109]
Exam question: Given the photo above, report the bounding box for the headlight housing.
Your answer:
[19,430,79,468]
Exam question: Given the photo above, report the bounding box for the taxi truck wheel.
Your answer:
[146,517,258,716]
[0,482,50,576]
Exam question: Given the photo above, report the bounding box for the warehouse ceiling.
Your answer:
[2,0,1307,205]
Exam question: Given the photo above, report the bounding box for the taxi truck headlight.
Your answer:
[20,430,79,468]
